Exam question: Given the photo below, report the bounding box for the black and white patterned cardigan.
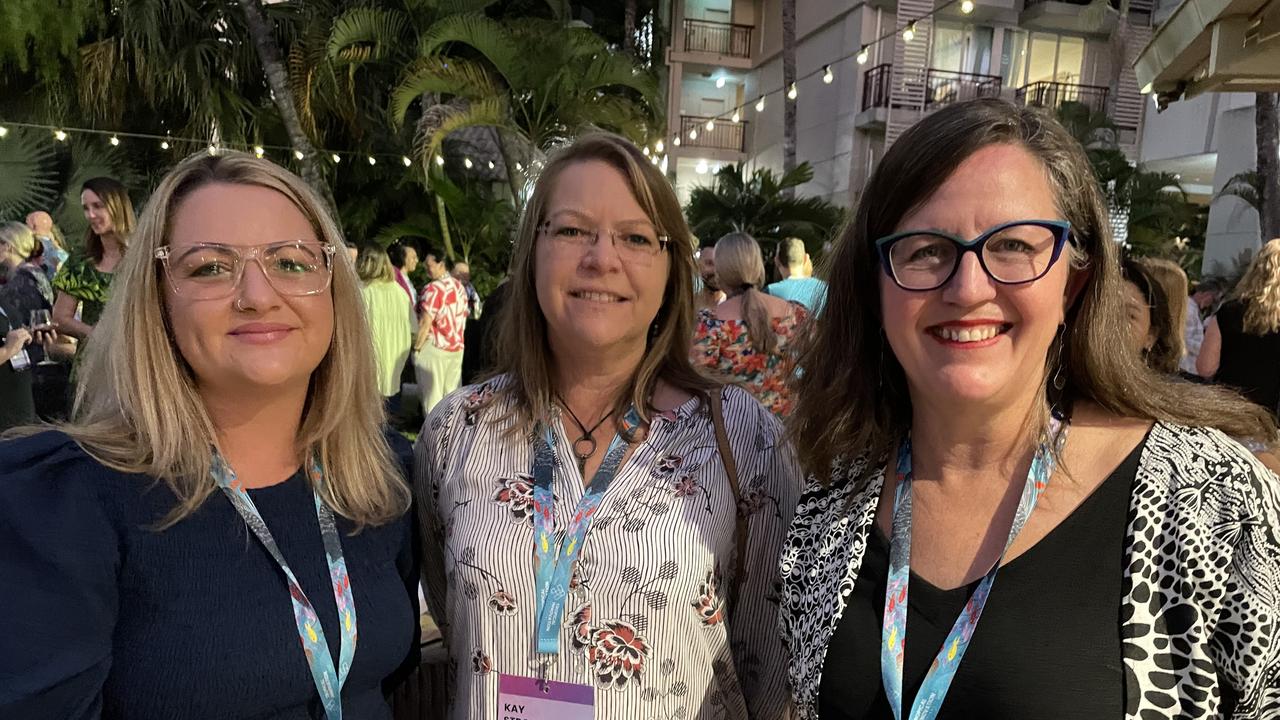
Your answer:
[778,422,1280,719]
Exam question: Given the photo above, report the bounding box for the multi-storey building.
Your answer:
[663,0,1153,210]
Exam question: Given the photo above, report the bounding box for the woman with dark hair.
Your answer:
[414,133,801,718]
[52,177,136,342]
[690,232,809,416]
[779,99,1279,719]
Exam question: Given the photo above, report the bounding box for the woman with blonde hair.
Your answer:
[690,232,810,415]
[1198,237,1280,418]
[357,244,414,416]
[0,151,419,717]
[779,99,1278,719]
[415,133,802,718]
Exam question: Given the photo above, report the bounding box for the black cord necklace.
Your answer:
[556,395,613,473]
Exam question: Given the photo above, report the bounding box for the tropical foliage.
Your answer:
[683,162,844,256]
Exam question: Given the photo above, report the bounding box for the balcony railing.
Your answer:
[862,64,893,111]
[1016,80,1110,116]
[862,66,1002,112]
[924,68,1003,109]
[682,19,753,58]
[679,115,747,152]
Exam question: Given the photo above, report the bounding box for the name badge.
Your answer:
[497,673,594,720]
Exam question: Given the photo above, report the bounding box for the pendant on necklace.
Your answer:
[573,434,598,472]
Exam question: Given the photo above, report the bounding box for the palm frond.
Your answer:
[390,56,500,126]
[327,7,408,65]
[417,14,517,83]
[1216,170,1262,212]
[0,130,62,219]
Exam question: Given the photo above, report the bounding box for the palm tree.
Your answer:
[236,0,332,210]
[780,0,797,195]
[684,162,844,255]
[1216,170,1261,213]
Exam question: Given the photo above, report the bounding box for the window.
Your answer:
[931,22,996,75]
[1001,29,1086,86]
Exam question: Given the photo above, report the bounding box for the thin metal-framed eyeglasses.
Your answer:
[538,220,670,266]
[875,220,1075,292]
[154,240,338,300]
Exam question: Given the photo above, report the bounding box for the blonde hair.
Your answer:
[356,245,396,284]
[57,151,409,528]
[1234,238,1280,335]
[714,232,778,354]
[1135,257,1188,370]
[493,132,718,431]
[0,222,38,260]
[81,176,137,261]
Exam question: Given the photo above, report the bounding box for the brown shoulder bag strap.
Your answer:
[708,387,749,617]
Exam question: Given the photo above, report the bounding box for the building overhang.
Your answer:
[1135,0,1280,104]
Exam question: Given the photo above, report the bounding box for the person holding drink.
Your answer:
[0,222,58,430]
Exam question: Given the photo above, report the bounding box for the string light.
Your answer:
[961,0,975,12]
[673,136,681,147]
[654,140,664,153]
[463,157,473,168]
[402,156,412,167]
[903,22,917,42]
[331,153,341,163]
[487,160,495,169]
[755,96,766,112]
[857,46,870,65]
[716,77,726,88]
[689,127,698,140]
[435,155,445,166]
[731,109,741,123]
[0,126,7,138]
[53,129,68,141]
[787,83,798,100]
[161,138,171,150]
[515,161,523,171]
[207,144,217,156]
[643,146,650,156]
[822,65,834,84]
[254,145,265,158]
[705,118,715,131]
[294,149,304,160]
[368,155,377,165]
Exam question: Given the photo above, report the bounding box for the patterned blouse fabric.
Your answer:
[778,422,1280,720]
[414,377,804,719]
[361,280,414,397]
[689,301,810,417]
[51,252,113,327]
[418,276,469,353]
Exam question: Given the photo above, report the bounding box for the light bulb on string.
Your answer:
[731,109,741,123]
[331,153,341,163]
[294,150,304,160]
[107,135,120,146]
[515,161,523,171]
[823,65,834,84]
[368,156,377,165]
[715,77,726,89]
[689,128,698,140]
[53,129,68,142]
[903,22,917,42]
[857,46,870,65]
[207,144,218,156]
[787,83,797,100]
[0,126,8,138]
[162,138,172,150]
[705,118,715,131]
[402,156,412,167]
[961,0,975,13]
[487,160,495,169]
[643,146,650,156]
[253,145,265,158]
[435,155,445,166]
[463,157,473,169]
[755,96,766,112]
[673,136,681,147]
[654,140,664,153]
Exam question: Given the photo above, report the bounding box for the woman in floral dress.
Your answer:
[415,134,803,719]
[690,232,810,416]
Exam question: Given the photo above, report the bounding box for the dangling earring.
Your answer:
[1050,325,1068,391]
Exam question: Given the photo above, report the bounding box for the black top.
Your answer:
[461,279,509,385]
[0,430,419,719]
[1214,299,1280,416]
[818,438,1142,719]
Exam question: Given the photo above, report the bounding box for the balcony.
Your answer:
[861,64,894,112]
[858,65,1002,129]
[675,19,754,65]
[924,69,1003,109]
[1016,80,1110,116]
[678,115,747,152]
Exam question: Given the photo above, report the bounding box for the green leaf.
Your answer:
[417,14,517,84]
[327,7,409,65]
[0,130,61,220]
[390,56,500,126]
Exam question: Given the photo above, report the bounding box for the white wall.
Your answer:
[1204,103,1263,272]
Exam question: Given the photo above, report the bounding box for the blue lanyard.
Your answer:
[531,407,641,655]
[212,453,357,720]
[880,416,1066,720]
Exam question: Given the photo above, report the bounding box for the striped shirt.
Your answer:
[414,376,803,719]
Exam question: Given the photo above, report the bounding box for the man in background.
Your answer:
[767,236,827,313]
[1182,277,1226,374]
[25,211,66,279]
[452,261,483,320]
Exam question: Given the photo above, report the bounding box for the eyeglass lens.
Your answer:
[168,243,332,299]
[888,223,1060,290]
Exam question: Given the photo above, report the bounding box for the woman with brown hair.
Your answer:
[414,133,801,718]
[1118,257,1184,374]
[1198,238,1280,419]
[0,152,418,717]
[778,99,1279,720]
[690,232,810,416]
[51,177,137,340]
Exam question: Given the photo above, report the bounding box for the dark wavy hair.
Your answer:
[789,98,1276,477]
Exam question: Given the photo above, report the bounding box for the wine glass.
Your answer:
[29,309,57,365]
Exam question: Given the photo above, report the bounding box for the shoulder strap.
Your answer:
[709,387,749,617]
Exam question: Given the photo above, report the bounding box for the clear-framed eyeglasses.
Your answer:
[875,220,1076,292]
[154,240,338,300]
[538,220,670,266]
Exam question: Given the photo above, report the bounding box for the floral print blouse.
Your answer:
[690,302,810,417]
[414,376,804,719]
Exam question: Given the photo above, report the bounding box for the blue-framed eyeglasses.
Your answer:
[875,220,1075,292]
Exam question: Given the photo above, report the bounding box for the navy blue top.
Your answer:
[0,430,419,719]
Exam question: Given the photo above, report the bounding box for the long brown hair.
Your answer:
[714,231,777,354]
[46,151,408,528]
[81,176,137,262]
[790,98,1276,478]
[1132,256,1188,372]
[1234,238,1280,335]
[492,132,717,432]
